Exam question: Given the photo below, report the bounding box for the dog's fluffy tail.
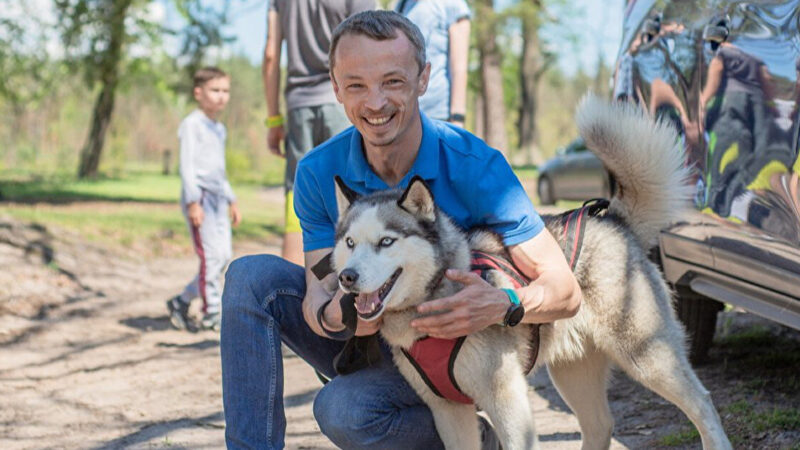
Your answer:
[576,95,693,250]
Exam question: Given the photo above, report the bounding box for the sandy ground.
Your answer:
[1,198,799,449]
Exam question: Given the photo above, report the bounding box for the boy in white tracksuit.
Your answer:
[167,67,241,331]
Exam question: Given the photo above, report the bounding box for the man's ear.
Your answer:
[334,176,359,218]
[398,175,435,221]
[417,62,431,97]
[330,71,343,104]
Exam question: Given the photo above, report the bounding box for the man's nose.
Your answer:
[364,87,388,111]
[339,269,359,288]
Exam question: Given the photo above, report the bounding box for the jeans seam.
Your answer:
[267,315,276,446]
[262,288,303,310]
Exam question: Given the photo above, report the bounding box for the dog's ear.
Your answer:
[334,176,359,218]
[398,176,435,221]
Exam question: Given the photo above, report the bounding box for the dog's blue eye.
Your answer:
[379,237,395,247]
[346,237,354,248]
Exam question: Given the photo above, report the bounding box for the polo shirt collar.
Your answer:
[344,111,440,190]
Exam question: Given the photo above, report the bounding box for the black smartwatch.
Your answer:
[501,288,525,327]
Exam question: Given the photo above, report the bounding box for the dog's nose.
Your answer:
[339,269,359,288]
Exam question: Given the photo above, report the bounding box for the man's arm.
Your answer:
[263,9,284,157]
[448,17,470,127]
[303,248,381,338]
[412,229,581,339]
[508,229,582,323]
[700,55,723,111]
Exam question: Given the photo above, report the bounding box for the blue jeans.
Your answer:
[220,254,445,449]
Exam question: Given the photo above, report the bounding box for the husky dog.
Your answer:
[330,97,732,450]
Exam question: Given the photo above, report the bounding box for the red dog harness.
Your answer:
[401,199,608,404]
[401,251,534,404]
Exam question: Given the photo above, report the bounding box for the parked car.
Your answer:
[615,0,800,361]
[536,138,613,205]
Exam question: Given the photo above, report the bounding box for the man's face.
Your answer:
[331,33,430,150]
[194,76,231,117]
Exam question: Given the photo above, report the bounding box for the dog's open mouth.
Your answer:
[354,268,402,320]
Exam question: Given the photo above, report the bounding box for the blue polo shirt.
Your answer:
[294,113,544,252]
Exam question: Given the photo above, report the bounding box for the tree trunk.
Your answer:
[473,91,485,139]
[518,5,539,165]
[517,0,548,166]
[78,81,118,178]
[77,0,130,178]
[475,0,507,153]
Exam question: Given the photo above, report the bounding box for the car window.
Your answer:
[565,138,588,154]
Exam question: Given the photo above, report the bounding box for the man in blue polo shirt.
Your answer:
[220,10,581,450]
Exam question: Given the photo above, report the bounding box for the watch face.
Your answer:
[506,304,525,327]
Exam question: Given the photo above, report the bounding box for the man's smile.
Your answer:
[363,113,396,128]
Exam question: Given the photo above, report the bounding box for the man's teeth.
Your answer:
[365,115,390,125]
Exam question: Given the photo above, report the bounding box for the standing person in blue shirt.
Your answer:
[396,0,471,128]
[221,11,581,449]
[263,0,375,266]
[167,67,242,332]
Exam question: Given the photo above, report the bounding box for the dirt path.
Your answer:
[1,210,799,449]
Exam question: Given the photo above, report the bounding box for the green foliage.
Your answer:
[171,0,244,89]
[0,10,62,109]
[55,0,162,88]
[658,427,700,446]
[723,400,800,436]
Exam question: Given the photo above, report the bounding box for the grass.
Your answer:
[714,326,800,392]
[0,170,284,255]
[658,400,800,447]
[658,427,700,447]
[0,166,546,256]
[725,399,800,434]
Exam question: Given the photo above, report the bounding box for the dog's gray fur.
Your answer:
[331,96,731,450]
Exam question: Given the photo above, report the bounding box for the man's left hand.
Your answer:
[411,269,509,339]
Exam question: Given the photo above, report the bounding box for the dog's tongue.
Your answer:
[355,291,381,315]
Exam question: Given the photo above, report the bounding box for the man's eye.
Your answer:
[379,237,395,247]
[347,84,365,90]
[386,79,403,86]
[346,237,355,248]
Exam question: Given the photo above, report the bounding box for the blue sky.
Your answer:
[8,0,623,76]
[167,0,624,74]
[173,0,624,77]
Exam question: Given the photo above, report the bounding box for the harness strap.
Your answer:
[470,251,530,288]
[560,198,609,271]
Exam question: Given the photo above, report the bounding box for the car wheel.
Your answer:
[538,176,555,205]
[674,290,724,364]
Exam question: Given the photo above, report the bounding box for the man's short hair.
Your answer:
[329,10,426,76]
[193,66,228,89]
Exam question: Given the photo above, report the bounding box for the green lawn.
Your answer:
[0,167,544,256]
[0,171,284,256]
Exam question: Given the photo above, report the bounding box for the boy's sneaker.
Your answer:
[201,312,221,331]
[167,296,192,331]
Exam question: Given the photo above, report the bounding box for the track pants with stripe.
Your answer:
[179,191,232,314]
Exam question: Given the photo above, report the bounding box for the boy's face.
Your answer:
[194,76,230,117]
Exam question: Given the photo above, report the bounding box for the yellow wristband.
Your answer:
[264,115,284,128]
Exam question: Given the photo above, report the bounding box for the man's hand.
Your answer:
[187,202,204,228]
[268,126,286,157]
[354,316,382,336]
[321,294,382,336]
[411,269,508,339]
[229,202,242,227]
